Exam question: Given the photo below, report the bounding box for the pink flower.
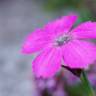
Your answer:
[22,14,96,78]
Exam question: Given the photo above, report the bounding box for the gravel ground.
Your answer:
[0,0,53,96]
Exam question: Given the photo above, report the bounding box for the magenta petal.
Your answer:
[44,14,78,35]
[72,21,96,39]
[62,40,96,68]
[32,47,62,78]
[21,29,52,54]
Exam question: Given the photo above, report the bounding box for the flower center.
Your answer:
[55,34,72,46]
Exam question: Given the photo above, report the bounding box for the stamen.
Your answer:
[54,34,72,46]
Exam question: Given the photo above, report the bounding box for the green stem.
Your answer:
[80,70,95,96]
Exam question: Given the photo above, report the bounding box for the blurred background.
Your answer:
[0,0,96,96]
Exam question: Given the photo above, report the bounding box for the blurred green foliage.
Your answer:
[44,0,83,11]
[41,0,96,22]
